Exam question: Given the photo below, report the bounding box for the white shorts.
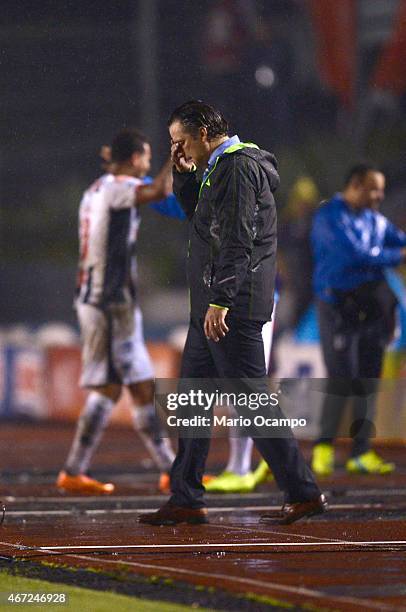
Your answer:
[76,303,154,388]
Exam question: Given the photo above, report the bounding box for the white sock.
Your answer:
[224,311,275,476]
[226,433,254,476]
[64,392,114,475]
[132,403,175,471]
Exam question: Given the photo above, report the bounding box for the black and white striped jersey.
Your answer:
[76,173,142,307]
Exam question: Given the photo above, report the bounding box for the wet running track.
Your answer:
[0,422,405,611]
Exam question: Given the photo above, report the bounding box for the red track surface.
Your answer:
[0,422,405,611]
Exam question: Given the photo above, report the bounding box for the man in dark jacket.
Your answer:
[140,100,325,526]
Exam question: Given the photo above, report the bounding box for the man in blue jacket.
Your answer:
[311,163,406,476]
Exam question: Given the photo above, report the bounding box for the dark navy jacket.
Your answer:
[173,142,279,320]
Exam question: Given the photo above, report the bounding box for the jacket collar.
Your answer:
[203,135,240,182]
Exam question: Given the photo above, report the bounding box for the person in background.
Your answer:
[278,176,319,333]
[57,129,178,495]
[311,163,406,476]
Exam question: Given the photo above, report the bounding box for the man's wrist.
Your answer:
[173,163,196,174]
[209,303,229,310]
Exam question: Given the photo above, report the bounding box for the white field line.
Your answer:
[65,552,397,611]
[2,538,405,553]
[206,523,349,544]
[5,487,406,504]
[4,510,402,550]
[0,514,385,546]
[3,493,267,503]
[24,540,406,551]
[2,506,282,517]
[0,540,398,610]
[3,501,402,518]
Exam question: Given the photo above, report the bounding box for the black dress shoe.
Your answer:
[260,494,328,525]
[138,502,208,525]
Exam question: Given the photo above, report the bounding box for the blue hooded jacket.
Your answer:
[311,194,406,303]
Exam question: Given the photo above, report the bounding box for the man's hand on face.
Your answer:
[171,142,195,173]
[204,306,230,342]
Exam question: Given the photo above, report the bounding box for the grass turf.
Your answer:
[0,571,209,611]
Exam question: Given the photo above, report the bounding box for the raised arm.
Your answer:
[149,193,187,220]
[136,159,173,206]
[383,218,406,248]
[170,141,200,220]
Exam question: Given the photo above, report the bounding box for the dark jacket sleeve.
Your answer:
[172,168,200,220]
[209,155,258,309]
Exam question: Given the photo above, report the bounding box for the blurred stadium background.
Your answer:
[1,0,405,434]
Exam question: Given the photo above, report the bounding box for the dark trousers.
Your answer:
[317,299,386,456]
[169,315,321,508]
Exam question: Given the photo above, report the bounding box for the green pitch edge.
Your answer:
[0,572,202,612]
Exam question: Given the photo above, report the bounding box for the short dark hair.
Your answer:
[111,128,148,163]
[344,163,382,186]
[168,100,229,140]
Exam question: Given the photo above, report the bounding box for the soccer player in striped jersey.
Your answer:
[57,128,176,494]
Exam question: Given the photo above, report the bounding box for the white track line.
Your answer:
[3,493,267,504]
[2,506,281,518]
[346,488,406,496]
[2,538,405,554]
[0,541,398,610]
[64,552,396,611]
[3,495,168,503]
[3,502,401,518]
[206,523,348,544]
[31,540,406,551]
[5,488,406,504]
[5,511,73,517]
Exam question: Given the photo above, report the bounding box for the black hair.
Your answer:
[344,163,382,186]
[111,128,148,163]
[168,100,229,140]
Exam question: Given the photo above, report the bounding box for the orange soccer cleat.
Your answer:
[56,471,115,494]
[158,472,171,494]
